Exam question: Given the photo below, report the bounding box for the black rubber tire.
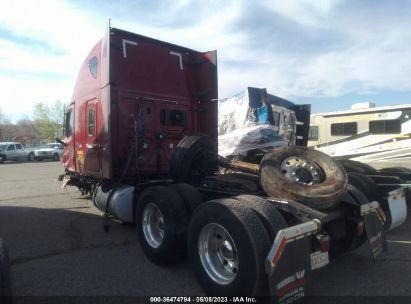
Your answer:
[378,166,411,174]
[170,183,204,214]
[260,146,347,210]
[135,186,189,265]
[0,239,12,301]
[345,185,373,250]
[366,175,405,192]
[187,198,271,296]
[347,173,394,229]
[329,185,369,257]
[0,155,6,164]
[170,135,217,185]
[235,195,287,242]
[53,153,60,161]
[338,159,377,174]
[27,153,35,161]
[347,172,379,203]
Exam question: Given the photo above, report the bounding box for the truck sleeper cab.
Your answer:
[60,27,389,300]
[61,27,217,183]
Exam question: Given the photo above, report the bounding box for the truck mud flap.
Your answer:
[266,220,328,304]
[361,201,388,261]
[386,186,407,231]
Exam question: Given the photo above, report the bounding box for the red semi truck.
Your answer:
[58,27,391,301]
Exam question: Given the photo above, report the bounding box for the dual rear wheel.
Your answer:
[135,135,353,295]
[135,189,287,296]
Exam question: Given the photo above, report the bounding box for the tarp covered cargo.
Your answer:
[218,87,305,157]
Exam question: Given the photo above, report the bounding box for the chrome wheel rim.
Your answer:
[142,203,165,248]
[280,156,322,185]
[198,223,238,285]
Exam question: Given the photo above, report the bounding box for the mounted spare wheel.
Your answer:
[260,146,347,210]
[170,135,218,185]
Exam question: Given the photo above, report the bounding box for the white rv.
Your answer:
[308,102,411,162]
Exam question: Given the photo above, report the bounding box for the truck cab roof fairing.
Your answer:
[71,40,103,102]
[66,28,112,179]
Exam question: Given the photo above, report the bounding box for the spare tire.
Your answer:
[170,135,218,185]
[260,146,347,210]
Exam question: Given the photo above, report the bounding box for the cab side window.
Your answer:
[88,56,98,79]
[88,109,95,136]
[7,145,15,151]
[65,111,74,137]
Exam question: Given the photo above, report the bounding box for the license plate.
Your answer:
[310,251,329,270]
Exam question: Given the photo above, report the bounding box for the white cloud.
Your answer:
[0,0,102,54]
[0,0,105,121]
[263,0,341,28]
[288,19,411,97]
[0,74,74,120]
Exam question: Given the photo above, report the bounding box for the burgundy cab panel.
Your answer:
[63,27,217,181]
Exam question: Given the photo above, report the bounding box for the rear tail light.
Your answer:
[317,234,330,252]
[377,207,387,224]
[356,220,365,237]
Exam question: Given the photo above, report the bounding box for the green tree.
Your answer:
[0,108,15,141]
[33,100,66,142]
[15,119,41,145]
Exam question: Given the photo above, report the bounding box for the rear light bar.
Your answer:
[356,220,365,237]
[316,234,330,253]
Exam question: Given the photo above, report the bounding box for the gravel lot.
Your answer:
[0,161,410,299]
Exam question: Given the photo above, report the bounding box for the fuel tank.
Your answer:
[93,184,134,223]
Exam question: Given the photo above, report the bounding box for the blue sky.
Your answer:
[1,0,411,122]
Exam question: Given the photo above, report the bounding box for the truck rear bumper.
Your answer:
[266,200,387,303]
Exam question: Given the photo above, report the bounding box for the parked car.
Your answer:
[0,142,35,163]
[34,143,64,161]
